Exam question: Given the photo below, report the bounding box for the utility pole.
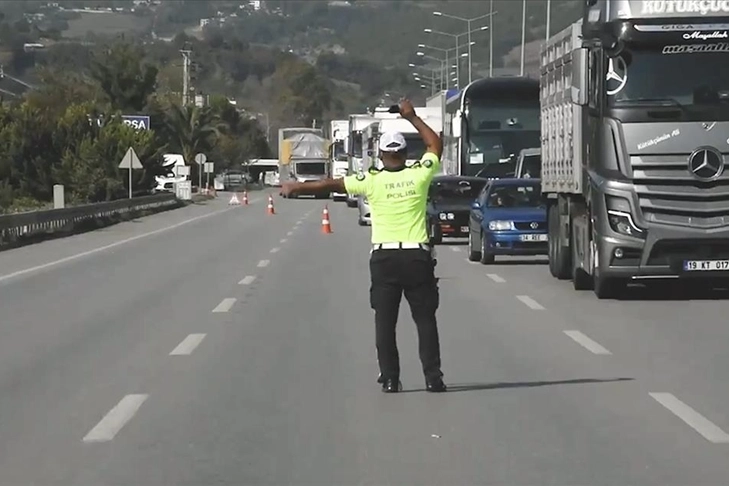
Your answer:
[489,0,494,77]
[520,0,527,77]
[180,49,192,106]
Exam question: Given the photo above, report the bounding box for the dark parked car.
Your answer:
[427,175,489,244]
[467,178,548,264]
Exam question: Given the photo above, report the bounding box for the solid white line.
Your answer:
[486,273,505,283]
[169,333,206,355]
[82,394,149,443]
[450,247,461,252]
[516,295,545,310]
[212,298,236,313]
[257,259,270,268]
[0,206,234,284]
[649,392,729,443]
[563,330,612,355]
[270,247,280,254]
[238,275,256,285]
[280,238,288,243]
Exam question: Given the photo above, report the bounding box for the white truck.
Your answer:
[329,119,349,201]
[346,113,379,207]
[278,127,331,199]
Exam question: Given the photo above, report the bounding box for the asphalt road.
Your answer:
[1,192,729,485]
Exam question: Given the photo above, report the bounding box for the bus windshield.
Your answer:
[404,136,427,160]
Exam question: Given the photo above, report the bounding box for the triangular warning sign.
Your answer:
[118,147,143,169]
[228,193,240,205]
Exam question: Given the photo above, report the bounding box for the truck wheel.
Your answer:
[571,220,592,291]
[480,231,495,264]
[467,229,481,261]
[548,204,571,279]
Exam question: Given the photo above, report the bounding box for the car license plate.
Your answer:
[683,260,729,271]
[520,234,547,242]
[460,226,468,232]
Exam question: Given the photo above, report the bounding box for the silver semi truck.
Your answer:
[541,0,729,298]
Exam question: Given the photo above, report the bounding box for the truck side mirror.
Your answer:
[471,201,481,210]
[452,109,463,138]
[571,47,589,106]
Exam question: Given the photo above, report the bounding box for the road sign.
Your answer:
[122,115,150,130]
[118,147,143,169]
[204,162,214,173]
[119,147,143,199]
[174,165,190,178]
[194,153,207,165]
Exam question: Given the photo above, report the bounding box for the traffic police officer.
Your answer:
[280,99,446,393]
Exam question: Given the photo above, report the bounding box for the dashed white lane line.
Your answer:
[516,295,545,310]
[270,247,280,254]
[649,392,729,443]
[287,231,294,236]
[280,238,288,243]
[0,206,235,284]
[238,275,256,285]
[487,273,505,283]
[169,333,206,355]
[212,298,236,313]
[450,246,461,252]
[82,394,149,443]
[563,330,612,355]
[257,260,270,268]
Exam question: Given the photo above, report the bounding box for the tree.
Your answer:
[90,42,159,113]
[271,59,332,127]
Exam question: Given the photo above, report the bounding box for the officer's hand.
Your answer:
[280,182,298,198]
[398,98,417,120]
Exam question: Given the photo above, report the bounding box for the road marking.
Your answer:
[649,392,729,443]
[516,295,544,310]
[287,231,294,236]
[280,238,288,243]
[238,275,256,285]
[563,330,612,355]
[450,247,461,252]
[82,394,149,443]
[270,247,280,254]
[486,273,505,283]
[257,259,270,268]
[169,333,206,355]
[0,206,235,284]
[212,298,236,313]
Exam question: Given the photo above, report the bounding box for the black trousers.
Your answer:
[369,248,443,381]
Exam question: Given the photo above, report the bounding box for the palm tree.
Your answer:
[163,103,226,165]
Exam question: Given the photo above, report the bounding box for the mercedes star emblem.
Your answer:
[688,146,725,181]
[530,222,539,229]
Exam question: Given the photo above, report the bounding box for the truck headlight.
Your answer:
[607,210,645,238]
[488,220,515,231]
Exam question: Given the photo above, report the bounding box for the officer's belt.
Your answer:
[372,242,430,251]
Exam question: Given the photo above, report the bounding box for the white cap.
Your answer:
[378,131,407,152]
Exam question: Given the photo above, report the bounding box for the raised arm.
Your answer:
[399,99,443,159]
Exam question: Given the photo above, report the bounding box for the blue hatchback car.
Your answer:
[467,178,548,264]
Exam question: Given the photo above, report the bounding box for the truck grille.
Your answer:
[630,154,729,228]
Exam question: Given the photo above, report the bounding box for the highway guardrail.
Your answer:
[0,193,179,246]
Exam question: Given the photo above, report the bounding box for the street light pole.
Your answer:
[546,0,551,41]
[467,19,472,84]
[520,0,527,76]
[433,11,495,84]
[489,0,494,77]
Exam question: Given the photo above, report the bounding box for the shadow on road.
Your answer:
[491,258,549,266]
[400,377,634,394]
[616,282,729,301]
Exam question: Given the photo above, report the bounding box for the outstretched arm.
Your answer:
[399,99,443,159]
[280,178,346,198]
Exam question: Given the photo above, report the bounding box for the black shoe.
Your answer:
[381,378,401,393]
[426,377,447,393]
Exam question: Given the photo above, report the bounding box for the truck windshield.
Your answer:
[296,162,326,175]
[430,179,487,202]
[607,44,729,117]
[351,132,363,157]
[487,184,544,208]
[518,154,542,179]
[404,136,427,160]
[332,141,346,161]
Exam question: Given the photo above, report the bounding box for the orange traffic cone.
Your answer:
[267,194,275,215]
[321,205,332,234]
[243,191,249,205]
